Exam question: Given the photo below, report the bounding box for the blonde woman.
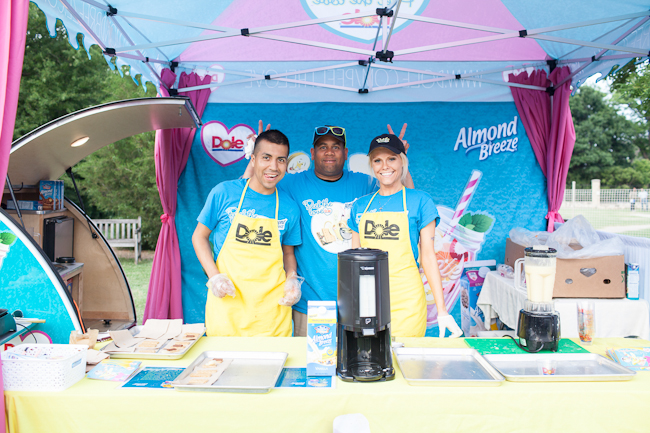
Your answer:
[348,134,462,338]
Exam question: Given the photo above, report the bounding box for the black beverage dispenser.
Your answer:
[337,248,394,382]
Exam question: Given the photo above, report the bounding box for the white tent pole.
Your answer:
[372,76,451,91]
[400,14,512,34]
[554,16,650,88]
[108,15,170,65]
[527,11,650,36]
[558,53,644,64]
[271,78,360,92]
[555,17,650,88]
[529,34,650,56]
[116,53,169,65]
[371,63,549,79]
[108,9,373,33]
[120,16,171,62]
[250,34,374,56]
[59,0,108,50]
[382,0,402,55]
[178,62,359,78]
[117,26,375,56]
[178,77,359,93]
[465,77,547,90]
[270,62,361,79]
[77,0,109,11]
[401,11,649,36]
[394,32,518,56]
[177,78,263,92]
[105,14,171,90]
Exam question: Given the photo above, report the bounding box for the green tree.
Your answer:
[15,4,162,249]
[610,60,650,159]
[568,86,646,188]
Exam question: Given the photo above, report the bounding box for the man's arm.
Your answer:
[192,222,219,279]
[282,244,297,277]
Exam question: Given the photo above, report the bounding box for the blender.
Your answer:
[513,246,560,352]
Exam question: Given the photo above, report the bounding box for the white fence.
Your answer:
[559,181,650,238]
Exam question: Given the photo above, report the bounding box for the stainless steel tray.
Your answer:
[104,326,202,360]
[174,351,288,393]
[394,347,505,387]
[484,353,636,382]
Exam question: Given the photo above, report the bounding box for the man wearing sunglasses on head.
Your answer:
[244,122,413,336]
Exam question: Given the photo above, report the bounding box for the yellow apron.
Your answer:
[205,180,291,337]
[359,187,427,337]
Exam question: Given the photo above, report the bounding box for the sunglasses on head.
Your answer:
[315,126,345,137]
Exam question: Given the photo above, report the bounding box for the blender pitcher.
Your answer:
[514,246,558,304]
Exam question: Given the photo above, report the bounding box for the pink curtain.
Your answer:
[509,66,576,232]
[0,2,29,431]
[0,0,29,203]
[143,69,210,321]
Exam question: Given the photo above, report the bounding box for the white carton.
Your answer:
[306,301,336,376]
[626,263,639,300]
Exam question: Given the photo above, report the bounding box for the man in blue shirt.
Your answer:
[193,130,302,336]
[245,123,412,336]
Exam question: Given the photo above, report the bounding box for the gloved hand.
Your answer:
[438,313,463,338]
[244,135,256,160]
[279,272,303,306]
[206,273,236,298]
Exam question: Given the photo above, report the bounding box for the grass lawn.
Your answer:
[560,206,650,238]
[119,258,153,324]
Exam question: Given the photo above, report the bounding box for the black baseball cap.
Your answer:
[368,134,405,155]
[313,125,346,147]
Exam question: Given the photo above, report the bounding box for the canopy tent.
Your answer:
[28,0,650,102]
[3,1,649,325]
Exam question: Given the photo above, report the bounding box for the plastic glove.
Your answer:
[206,273,236,298]
[438,313,463,338]
[279,272,303,306]
[244,135,256,160]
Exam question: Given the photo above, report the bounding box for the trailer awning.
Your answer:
[8,97,200,186]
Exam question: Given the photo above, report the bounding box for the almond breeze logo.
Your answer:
[454,116,519,161]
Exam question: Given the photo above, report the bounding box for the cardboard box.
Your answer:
[6,200,43,211]
[39,180,57,211]
[504,238,625,298]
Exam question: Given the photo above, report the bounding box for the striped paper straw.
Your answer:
[445,170,483,237]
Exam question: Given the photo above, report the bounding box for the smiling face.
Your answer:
[370,148,403,191]
[311,136,348,181]
[249,139,289,194]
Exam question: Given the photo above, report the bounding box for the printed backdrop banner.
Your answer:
[176,101,548,336]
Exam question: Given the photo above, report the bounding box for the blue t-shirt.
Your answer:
[197,179,301,258]
[348,189,440,265]
[277,169,378,314]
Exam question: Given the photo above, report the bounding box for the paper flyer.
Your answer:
[275,367,335,388]
[121,366,185,389]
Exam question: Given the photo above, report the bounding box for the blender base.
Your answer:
[516,309,561,353]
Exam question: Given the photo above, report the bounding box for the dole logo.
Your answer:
[201,121,255,167]
[364,219,400,240]
[235,223,272,246]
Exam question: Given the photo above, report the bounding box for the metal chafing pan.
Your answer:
[394,347,505,386]
[104,326,201,360]
[484,353,636,382]
[174,351,288,393]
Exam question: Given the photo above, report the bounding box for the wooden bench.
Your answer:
[93,217,142,264]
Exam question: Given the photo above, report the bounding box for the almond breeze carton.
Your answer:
[39,180,56,211]
[307,301,336,377]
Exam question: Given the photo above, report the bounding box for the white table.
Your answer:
[477,271,650,340]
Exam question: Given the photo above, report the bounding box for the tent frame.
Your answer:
[59,0,650,95]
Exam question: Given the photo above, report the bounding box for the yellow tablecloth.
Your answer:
[5,337,650,433]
